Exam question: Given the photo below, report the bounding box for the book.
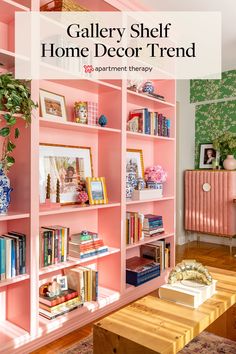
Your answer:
[39,296,81,314]
[71,231,98,243]
[140,244,161,263]
[8,231,26,274]
[159,280,217,308]
[39,288,78,307]
[126,212,144,245]
[39,302,83,320]
[126,257,160,286]
[0,237,6,280]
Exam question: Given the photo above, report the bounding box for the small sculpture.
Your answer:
[142,81,154,94]
[98,115,107,127]
[136,177,146,190]
[56,178,60,203]
[47,279,61,297]
[74,101,88,124]
[168,259,213,285]
[46,174,51,200]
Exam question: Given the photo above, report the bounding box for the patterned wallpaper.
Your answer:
[190,70,236,103]
[190,70,236,168]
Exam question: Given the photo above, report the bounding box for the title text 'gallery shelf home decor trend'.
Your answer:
[0,1,175,352]
[0,73,38,214]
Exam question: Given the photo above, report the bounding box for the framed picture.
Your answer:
[39,143,93,204]
[199,144,220,169]
[56,275,68,291]
[86,177,108,205]
[126,149,144,178]
[40,89,67,121]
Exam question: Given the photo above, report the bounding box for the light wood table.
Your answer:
[93,267,236,354]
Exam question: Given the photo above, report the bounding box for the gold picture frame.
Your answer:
[126,149,144,178]
[39,143,93,205]
[86,177,108,205]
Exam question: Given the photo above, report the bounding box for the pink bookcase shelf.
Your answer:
[39,247,120,276]
[0,0,176,352]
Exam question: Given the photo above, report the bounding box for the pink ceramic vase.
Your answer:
[223,155,236,170]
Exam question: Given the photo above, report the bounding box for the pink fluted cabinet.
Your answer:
[185,170,236,253]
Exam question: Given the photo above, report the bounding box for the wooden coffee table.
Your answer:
[93,267,236,354]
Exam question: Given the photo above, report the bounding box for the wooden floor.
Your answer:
[31,241,236,354]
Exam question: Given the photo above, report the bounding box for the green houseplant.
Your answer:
[213,131,236,170]
[0,72,38,170]
[0,72,37,214]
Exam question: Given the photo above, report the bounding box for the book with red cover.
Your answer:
[39,288,78,307]
[126,256,157,273]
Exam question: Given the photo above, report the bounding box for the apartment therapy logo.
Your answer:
[41,22,196,59]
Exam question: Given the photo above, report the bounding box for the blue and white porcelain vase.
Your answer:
[0,168,13,214]
[142,81,154,94]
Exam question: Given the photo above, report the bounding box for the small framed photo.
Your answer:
[126,149,144,178]
[39,143,93,204]
[86,177,108,205]
[56,275,68,291]
[40,89,67,121]
[199,144,220,169]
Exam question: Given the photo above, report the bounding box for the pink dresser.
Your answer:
[185,170,236,251]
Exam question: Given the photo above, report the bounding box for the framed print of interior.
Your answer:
[40,89,67,121]
[39,143,93,204]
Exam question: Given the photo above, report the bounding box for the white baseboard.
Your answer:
[178,232,236,247]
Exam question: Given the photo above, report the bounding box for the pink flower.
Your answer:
[144,165,167,183]
[78,191,88,203]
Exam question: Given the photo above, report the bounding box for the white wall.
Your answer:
[176,80,195,245]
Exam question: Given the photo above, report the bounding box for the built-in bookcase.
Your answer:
[0,0,175,352]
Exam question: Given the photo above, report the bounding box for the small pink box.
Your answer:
[87,101,98,126]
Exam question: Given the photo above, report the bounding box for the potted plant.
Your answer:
[0,72,38,214]
[213,131,236,170]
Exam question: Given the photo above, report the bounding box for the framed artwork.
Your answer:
[199,144,220,169]
[39,143,93,204]
[86,177,108,205]
[126,149,144,178]
[40,89,67,121]
[56,275,68,291]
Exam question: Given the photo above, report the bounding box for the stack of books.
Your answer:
[69,231,108,259]
[127,108,171,137]
[40,226,69,268]
[64,266,98,302]
[143,214,164,237]
[126,212,144,245]
[141,240,171,271]
[39,288,82,320]
[126,256,160,286]
[0,232,26,280]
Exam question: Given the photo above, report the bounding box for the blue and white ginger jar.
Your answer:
[0,168,13,214]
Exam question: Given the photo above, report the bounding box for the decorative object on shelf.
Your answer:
[213,131,236,167]
[127,79,144,92]
[56,178,60,203]
[46,174,51,200]
[78,190,88,206]
[86,177,108,205]
[144,165,167,197]
[136,177,146,190]
[126,174,135,199]
[126,149,144,179]
[199,143,220,169]
[0,168,12,215]
[142,81,154,94]
[74,101,88,124]
[87,101,98,126]
[0,73,38,170]
[168,259,213,285]
[132,188,163,200]
[39,143,93,204]
[47,279,61,297]
[40,89,67,122]
[40,0,88,11]
[98,114,108,127]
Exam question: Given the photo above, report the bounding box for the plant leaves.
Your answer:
[15,127,20,139]
[6,156,15,167]
[0,127,10,137]
[7,141,16,152]
[7,116,16,126]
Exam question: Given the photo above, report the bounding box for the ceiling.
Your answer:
[140,0,236,71]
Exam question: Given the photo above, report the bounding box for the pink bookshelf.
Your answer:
[0,0,176,352]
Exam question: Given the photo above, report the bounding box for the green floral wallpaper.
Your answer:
[190,70,236,168]
[195,100,236,167]
[190,70,236,103]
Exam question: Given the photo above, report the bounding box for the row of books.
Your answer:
[127,108,171,137]
[69,231,108,259]
[39,287,83,320]
[126,213,164,245]
[0,232,26,280]
[40,226,69,268]
[141,239,170,271]
[65,266,98,303]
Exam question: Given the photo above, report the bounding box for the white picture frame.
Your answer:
[56,275,68,291]
[39,143,93,204]
[40,89,67,121]
[199,143,220,169]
